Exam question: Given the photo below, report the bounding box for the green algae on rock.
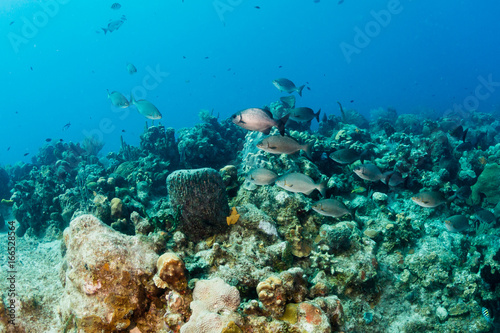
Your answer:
[470,163,500,205]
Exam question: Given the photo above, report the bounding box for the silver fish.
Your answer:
[275,172,326,196]
[130,92,162,120]
[256,135,312,159]
[329,149,361,164]
[353,164,384,182]
[272,78,305,96]
[444,215,469,232]
[381,171,406,187]
[411,191,447,208]
[107,89,129,108]
[312,198,351,218]
[288,107,320,123]
[231,108,289,136]
[246,168,278,185]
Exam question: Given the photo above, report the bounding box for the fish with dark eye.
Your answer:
[444,215,469,232]
[272,78,305,96]
[256,135,312,159]
[411,191,447,208]
[246,168,278,186]
[275,172,327,196]
[231,108,289,136]
[312,198,351,218]
[353,164,384,182]
[288,107,321,123]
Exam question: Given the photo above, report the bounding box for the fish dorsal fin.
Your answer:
[261,107,274,119]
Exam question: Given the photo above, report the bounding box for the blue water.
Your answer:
[1,0,500,166]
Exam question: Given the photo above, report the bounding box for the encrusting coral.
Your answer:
[180,278,241,333]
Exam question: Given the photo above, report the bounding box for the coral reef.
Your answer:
[2,105,500,332]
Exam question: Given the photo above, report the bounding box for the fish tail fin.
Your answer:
[102,28,108,35]
[277,113,290,136]
[297,85,305,97]
[315,109,321,122]
[129,91,135,105]
[303,142,313,159]
[317,179,327,197]
[106,89,110,98]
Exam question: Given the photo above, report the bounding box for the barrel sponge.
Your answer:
[167,168,229,241]
[470,163,500,205]
[153,252,187,291]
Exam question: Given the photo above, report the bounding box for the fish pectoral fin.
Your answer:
[239,119,246,124]
[268,145,277,150]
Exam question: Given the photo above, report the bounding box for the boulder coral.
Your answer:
[181,278,241,333]
[60,214,162,331]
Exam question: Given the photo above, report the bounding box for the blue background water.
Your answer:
[1,0,500,166]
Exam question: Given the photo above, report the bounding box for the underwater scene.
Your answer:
[2,0,500,332]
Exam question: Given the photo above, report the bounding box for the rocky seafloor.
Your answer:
[1,103,500,333]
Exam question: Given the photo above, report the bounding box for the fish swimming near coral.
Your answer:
[130,92,162,119]
[353,164,384,182]
[256,135,312,159]
[231,108,289,136]
[246,168,278,186]
[411,191,447,208]
[272,78,305,96]
[444,215,469,232]
[275,172,327,196]
[329,148,361,165]
[474,209,497,225]
[288,107,321,123]
[107,89,129,108]
[312,198,351,218]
